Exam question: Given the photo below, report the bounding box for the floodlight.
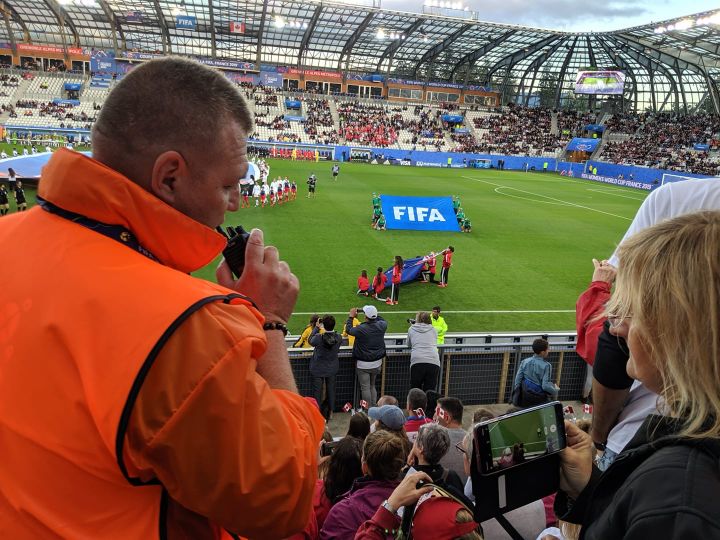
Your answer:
[674,19,693,30]
[654,26,666,33]
[303,22,308,29]
[274,15,286,29]
[376,28,386,39]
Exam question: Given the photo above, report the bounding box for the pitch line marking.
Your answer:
[293,309,575,315]
[494,187,573,206]
[461,175,633,221]
[586,188,646,201]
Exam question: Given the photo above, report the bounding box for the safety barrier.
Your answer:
[289,340,587,410]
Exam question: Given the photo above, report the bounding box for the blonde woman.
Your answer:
[556,211,720,539]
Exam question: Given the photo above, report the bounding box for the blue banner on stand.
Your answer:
[380,195,460,232]
[441,114,463,123]
[566,137,600,152]
[694,143,710,151]
[285,99,302,109]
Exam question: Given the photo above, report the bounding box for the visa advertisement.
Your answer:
[380,195,460,232]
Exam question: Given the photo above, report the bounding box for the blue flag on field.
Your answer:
[380,195,460,232]
[382,256,426,285]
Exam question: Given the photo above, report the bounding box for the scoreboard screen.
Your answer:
[574,70,625,95]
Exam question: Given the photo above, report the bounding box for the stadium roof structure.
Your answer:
[0,0,718,113]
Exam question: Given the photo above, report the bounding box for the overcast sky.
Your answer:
[379,0,719,32]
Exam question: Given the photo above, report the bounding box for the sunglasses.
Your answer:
[455,441,467,455]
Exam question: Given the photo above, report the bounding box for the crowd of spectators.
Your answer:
[337,101,399,147]
[471,104,563,156]
[11,99,96,130]
[303,99,340,144]
[601,112,720,175]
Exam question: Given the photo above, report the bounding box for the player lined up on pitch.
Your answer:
[240,175,298,208]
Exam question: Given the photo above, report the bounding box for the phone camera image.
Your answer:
[474,402,566,475]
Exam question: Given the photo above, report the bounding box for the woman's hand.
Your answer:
[591,258,616,284]
[387,471,434,510]
[559,420,594,500]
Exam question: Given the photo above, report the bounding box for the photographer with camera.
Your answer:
[0,58,324,538]
[346,306,388,409]
[309,315,343,421]
[407,312,440,392]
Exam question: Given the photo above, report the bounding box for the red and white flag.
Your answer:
[342,402,352,412]
[563,405,574,416]
[360,400,369,409]
[434,405,446,420]
[229,21,245,34]
[583,404,593,415]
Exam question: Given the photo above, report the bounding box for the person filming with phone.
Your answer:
[553,211,720,539]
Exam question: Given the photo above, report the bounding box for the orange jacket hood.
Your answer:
[38,149,226,273]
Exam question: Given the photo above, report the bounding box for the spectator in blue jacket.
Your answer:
[513,338,559,406]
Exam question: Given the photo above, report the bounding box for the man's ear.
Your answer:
[150,150,188,205]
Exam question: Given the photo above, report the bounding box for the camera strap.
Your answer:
[495,514,524,540]
[37,196,159,263]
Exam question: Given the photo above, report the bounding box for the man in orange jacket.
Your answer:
[0,58,324,539]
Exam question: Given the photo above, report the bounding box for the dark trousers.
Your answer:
[421,270,436,283]
[312,375,336,419]
[440,266,450,285]
[390,282,400,302]
[411,363,440,392]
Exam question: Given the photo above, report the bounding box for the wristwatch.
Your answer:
[593,440,607,452]
[381,499,398,515]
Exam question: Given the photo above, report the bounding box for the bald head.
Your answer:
[92,57,253,186]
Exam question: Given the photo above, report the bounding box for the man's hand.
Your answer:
[349,307,358,318]
[387,472,434,510]
[559,420,594,500]
[216,228,298,324]
[591,258,616,285]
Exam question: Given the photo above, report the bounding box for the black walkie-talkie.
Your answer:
[217,225,251,279]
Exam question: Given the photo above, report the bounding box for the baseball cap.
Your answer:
[411,495,479,540]
[368,405,406,430]
[362,305,378,319]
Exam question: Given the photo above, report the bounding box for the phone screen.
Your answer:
[475,402,565,475]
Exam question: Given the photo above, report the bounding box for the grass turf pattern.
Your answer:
[12,158,647,335]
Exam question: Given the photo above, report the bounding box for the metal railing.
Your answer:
[289,337,586,410]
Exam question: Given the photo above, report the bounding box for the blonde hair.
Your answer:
[416,311,432,324]
[455,508,483,540]
[607,210,720,439]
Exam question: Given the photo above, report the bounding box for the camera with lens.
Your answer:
[407,318,416,324]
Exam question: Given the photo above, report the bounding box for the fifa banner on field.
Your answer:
[380,195,460,232]
[580,173,652,191]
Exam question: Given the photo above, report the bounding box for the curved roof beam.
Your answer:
[0,1,30,43]
[486,33,560,80]
[516,37,566,103]
[256,0,269,67]
[337,12,374,71]
[449,29,517,81]
[97,0,125,52]
[151,0,171,54]
[553,36,578,106]
[594,36,639,109]
[207,0,216,57]
[43,0,80,47]
[411,23,473,78]
[651,30,720,59]
[376,18,426,73]
[602,35,679,111]
[586,35,596,67]
[297,4,322,67]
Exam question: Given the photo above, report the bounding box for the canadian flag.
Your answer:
[360,400,369,409]
[563,405,574,415]
[229,21,245,34]
[342,402,352,412]
[583,404,593,414]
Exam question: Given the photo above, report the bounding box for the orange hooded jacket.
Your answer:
[0,150,323,539]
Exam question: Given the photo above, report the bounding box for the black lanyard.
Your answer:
[37,196,160,263]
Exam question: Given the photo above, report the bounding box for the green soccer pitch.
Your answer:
[13,158,647,335]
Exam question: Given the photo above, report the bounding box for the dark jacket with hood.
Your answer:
[308,326,342,377]
[557,414,720,540]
